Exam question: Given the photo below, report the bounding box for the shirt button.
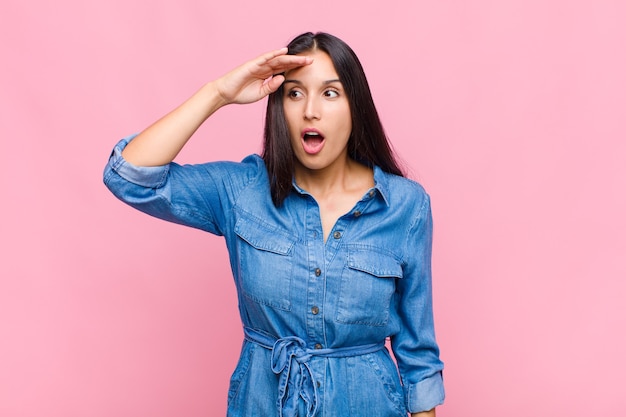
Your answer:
[333,231,342,239]
[368,190,375,198]
[314,268,322,277]
[311,306,319,315]
[314,343,323,349]
[316,381,321,388]
[353,210,361,217]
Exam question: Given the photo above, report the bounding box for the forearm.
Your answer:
[122,81,226,167]
[119,48,311,167]
[412,408,436,417]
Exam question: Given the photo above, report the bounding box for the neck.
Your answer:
[294,158,373,199]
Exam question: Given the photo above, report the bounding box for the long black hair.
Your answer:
[262,32,404,206]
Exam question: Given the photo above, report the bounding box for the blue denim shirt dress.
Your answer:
[103,135,445,416]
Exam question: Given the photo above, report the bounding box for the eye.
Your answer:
[287,89,304,99]
[324,89,340,98]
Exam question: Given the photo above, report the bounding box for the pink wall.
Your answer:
[1,1,625,416]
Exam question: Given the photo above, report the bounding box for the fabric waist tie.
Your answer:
[243,327,385,417]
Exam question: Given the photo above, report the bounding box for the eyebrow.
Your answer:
[283,79,342,85]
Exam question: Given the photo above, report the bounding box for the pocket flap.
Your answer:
[347,250,403,279]
[234,216,296,255]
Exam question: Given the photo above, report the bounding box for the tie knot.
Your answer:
[271,336,311,372]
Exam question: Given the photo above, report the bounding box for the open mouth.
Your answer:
[302,130,325,155]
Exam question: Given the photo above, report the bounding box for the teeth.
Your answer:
[305,132,320,136]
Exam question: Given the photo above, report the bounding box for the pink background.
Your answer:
[1,1,625,416]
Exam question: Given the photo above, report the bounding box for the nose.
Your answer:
[304,96,320,120]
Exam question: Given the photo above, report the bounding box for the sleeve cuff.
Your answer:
[107,134,170,188]
[404,372,445,413]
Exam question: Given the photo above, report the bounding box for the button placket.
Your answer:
[305,199,326,342]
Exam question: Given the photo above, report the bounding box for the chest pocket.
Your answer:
[235,216,296,311]
[336,248,403,326]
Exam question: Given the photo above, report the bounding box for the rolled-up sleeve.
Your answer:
[392,193,445,413]
[103,134,263,236]
[104,134,171,188]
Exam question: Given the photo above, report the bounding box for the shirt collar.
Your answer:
[291,166,391,208]
[372,166,391,207]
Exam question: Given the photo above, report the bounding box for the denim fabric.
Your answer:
[243,327,386,417]
[103,134,445,416]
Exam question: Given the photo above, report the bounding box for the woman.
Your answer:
[104,32,444,417]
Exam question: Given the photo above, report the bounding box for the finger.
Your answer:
[247,49,312,81]
[255,47,289,65]
[263,74,285,94]
[265,55,313,72]
[255,47,312,68]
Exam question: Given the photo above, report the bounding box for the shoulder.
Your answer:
[172,154,268,187]
[194,154,265,177]
[376,168,430,214]
[162,154,270,206]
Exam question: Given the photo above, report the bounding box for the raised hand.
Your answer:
[121,47,311,167]
[214,48,313,105]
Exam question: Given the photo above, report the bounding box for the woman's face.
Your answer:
[282,50,352,176]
